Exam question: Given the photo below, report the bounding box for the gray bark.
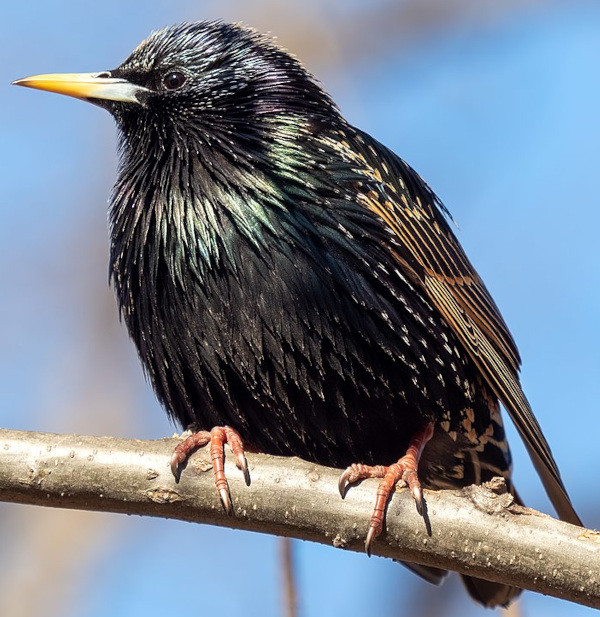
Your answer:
[0,427,598,608]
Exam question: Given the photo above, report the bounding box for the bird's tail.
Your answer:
[461,573,521,608]
[403,560,521,608]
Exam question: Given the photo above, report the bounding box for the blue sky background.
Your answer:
[1,1,599,616]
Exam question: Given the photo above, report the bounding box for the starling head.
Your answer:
[14,20,350,293]
[14,21,339,154]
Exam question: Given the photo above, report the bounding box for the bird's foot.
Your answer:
[339,422,434,556]
[170,425,250,515]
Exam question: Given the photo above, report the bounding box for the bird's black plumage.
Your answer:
[15,20,581,608]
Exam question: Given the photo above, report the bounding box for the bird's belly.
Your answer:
[148,301,502,476]
[126,242,506,478]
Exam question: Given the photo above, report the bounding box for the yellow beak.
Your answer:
[12,72,147,104]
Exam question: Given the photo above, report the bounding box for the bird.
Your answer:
[14,20,581,607]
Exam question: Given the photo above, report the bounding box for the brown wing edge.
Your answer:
[425,276,582,526]
[343,127,582,526]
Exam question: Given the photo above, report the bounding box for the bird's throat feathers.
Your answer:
[108,103,351,316]
[106,20,361,320]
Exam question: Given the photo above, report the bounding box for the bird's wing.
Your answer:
[343,127,581,526]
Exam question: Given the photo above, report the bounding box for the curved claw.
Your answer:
[412,484,424,515]
[219,487,233,516]
[365,525,377,557]
[338,469,351,498]
[237,453,251,486]
[170,452,181,480]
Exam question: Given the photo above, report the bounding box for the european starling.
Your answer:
[14,21,581,607]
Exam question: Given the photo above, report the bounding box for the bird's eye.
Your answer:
[162,71,186,90]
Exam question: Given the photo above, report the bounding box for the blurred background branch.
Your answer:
[281,537,298,617]
[0,427,598,609]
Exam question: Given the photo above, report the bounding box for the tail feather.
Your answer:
[461,575,521,608]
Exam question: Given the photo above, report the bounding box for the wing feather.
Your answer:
[345,127,581,525]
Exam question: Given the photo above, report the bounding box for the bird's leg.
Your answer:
[339,422,434,555]
[170,425,250,515]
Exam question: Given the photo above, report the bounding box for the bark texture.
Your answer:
[0,427,598,608]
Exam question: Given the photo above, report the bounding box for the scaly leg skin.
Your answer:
[339,422,435,556]
[170,425,250,516]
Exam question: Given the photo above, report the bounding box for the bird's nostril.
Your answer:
[95,71,111,78]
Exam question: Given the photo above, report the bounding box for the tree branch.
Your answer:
[0,427,598,607]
